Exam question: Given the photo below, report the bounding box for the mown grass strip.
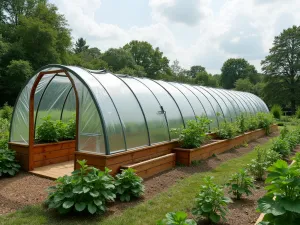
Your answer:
[0,135,277,225]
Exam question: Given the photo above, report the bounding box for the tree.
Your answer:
[116,65,146,77]
[221,58,257,89]
[188,65,206,78]
[0,60,33,104]
[74,37,89,54]
[102,48,136,72]
[261,25,300,113]
[123,40,171,78]
[234,78,254,92]
[195,71,219,87]
[170,59,184,76]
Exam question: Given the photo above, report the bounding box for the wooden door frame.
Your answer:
[28,69,79,171]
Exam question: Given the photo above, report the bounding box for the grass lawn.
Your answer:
[0,133,279,225]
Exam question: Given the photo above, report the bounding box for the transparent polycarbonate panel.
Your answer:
[204,87,233,122]
[121,77,169,143]
[195,86,225,124]
[78,85,105,154]
[170,83,207,118]
[250,93,268,112]
[34,74,55,110]
[228,90,251,114]
[68,67,125,153]
[155,80,196,123]
[217,89,241,118]
[136,78,183,139]
[10,75,37,143]
[247,93,263,112]
[62,88,76,122]
[35,76,72,133]
[237,91,258,113]
[234,91,256,114]
[95,73,148,149]
[183,84,218,129]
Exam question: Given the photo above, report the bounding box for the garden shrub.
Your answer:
[0,149,20,177]
[157,211,196,225]
[246,114,259,131]
[37,116,58,143]
[236,114,248,133]
[114,168,144,202]
[247,147,276,181]
[279,126,289,139]
[0,103,13,121]
[257,160,300,225]
[226,169,255,200]
[270,138,291,157]
[296,106,300,119]
[46,160,116,214]
[257,112,274,135]
[192,176,232,223]
[55,120,68,141]
[216,121,239,139]
[66,115,76,139]
[271,104,283,119]
[172,116,211,149]
[0,118,9,149]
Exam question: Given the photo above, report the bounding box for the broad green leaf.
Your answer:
[75,202,86,212]
[62,201,74,209]
[88,203,97,214]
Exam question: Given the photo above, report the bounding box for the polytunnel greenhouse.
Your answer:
[10,65,269,157]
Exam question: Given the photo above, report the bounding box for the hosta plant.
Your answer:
[157,211,197,225]
[192,176,232,223]
[226,169,255,200]
[46,160,116,214]
[171,116,211,149]
[114,168,144,202]
[257,160,300,225]
[0,149,20,176]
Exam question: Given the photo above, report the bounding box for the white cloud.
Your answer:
[50,0,300,73]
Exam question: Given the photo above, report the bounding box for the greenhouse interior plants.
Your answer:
[8,64,271,178]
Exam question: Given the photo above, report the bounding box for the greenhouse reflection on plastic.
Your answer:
[9,65,269,155]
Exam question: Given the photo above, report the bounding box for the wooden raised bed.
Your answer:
[9,140,75,170]
[173,125,278,166]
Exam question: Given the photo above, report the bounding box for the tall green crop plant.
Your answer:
[271,104,283,119]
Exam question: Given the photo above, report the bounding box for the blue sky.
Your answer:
[49,0,298,73]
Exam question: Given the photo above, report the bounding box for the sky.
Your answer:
[49,0,298,74]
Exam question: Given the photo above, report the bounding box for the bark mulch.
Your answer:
[0,131,279,222]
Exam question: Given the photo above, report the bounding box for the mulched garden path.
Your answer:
[0,131,279,221]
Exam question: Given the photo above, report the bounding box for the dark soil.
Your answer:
[0,131,280,225]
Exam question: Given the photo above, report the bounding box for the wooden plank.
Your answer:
[75,152,106,166]
[33,148,72,162]
[34,156,69,168]
[136,161,175,179]
[122,153,175,172]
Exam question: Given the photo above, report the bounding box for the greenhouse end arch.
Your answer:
[8,65,270,173]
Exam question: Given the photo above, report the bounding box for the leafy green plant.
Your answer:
[46,160,116,214]
[292,152,300,168]
[216,121,239,139]
[296,106,300,119]
[247,147,275,181]
[237,114,248,133]
[264,149,281,167]
[171,116,211,149]
[37,116,58,143]
[257,113,274,135]
[257,160,300,225]
[1,103,13,121]
[246,114,259,131]
[270,138,291,157]
[192,176,232,223]
[226,169,255,200]
[0,149,20,176]
[279,126,289,139]
[66,115,76,139]
[55,120,67,141]
[157,211,197,225]
[0,118,9,149]
[114,168,144,202]
[271,104,283,119]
